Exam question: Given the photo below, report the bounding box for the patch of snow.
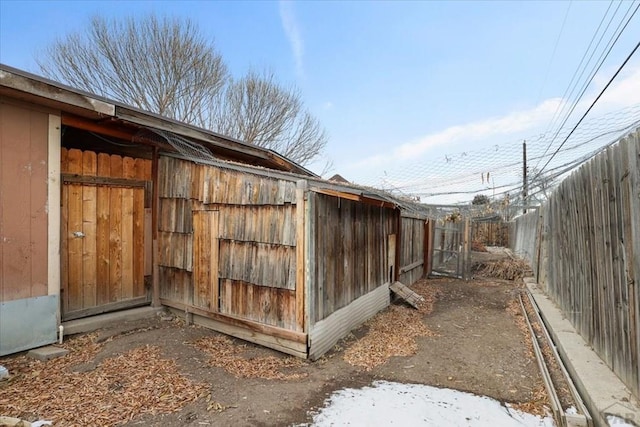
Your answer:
[0,365,8,380]
[565,406,577,415]
[309,381,555,427]
[607,414,638,427]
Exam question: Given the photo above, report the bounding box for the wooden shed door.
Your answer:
[61,180,149,320]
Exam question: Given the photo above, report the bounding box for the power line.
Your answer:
[535,0,573,105]
[536,1,639,171]
[542,0,621,140]
[531,39,640,182]
[353,101,640,205]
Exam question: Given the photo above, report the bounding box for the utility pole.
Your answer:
[522,141,528,215]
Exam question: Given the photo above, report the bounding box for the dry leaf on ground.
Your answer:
[343,281,440,370]
[0,336,205,427]
[192,335,307,380]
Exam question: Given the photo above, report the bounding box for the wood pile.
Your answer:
[0,335,205,426]
[472,258,532,281]
[192,336,307,380]
[471,240,488,252]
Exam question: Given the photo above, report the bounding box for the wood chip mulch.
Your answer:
[343,280,440,371]
[0,334,206,426]
[192,335,308,380]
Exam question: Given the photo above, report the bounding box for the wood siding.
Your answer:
[60,148,151,318]
[158,156,300,331]
[311,193,398,322]
[511,130,640,398]
[0,102,49,302]
[399,216,425,286]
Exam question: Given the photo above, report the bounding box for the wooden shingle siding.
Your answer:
[158,155,300,331]
[159,198,194,233]
[159,156,296,205]
[159,266,192,304]
[219,240,296,289]
[219,279,296,330]
[218,205,296,246]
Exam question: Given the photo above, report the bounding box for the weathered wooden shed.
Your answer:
[0,64,430,359]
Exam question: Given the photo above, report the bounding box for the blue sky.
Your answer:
[1,1,639,203]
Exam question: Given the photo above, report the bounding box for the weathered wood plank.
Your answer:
[193,210,219,310]
[96,152,111,305]
[81,150,98,308]
[218,279,296,330]
[133,160,146,298]
[120,157,135,300]
[66,183,83,311]
[109,156,123,303]
[218,240,296,290]
[295,181,307,332]
[390,281,424,309]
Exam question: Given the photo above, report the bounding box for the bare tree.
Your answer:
[471,194,490,205]
[38,15,328,165]
[39,16,228,124]
[210,70,327,165]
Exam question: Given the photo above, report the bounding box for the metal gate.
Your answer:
[431,218,470,279]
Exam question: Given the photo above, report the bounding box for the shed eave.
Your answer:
[0,67,115,116]
[0,63,314,176]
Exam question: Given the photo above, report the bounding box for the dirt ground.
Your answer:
[0,252,547,426]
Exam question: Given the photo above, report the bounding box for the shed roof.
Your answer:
[0,64,315,176]
[0,64,431,217]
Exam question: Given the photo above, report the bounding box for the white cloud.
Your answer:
[352,98,561,170]
[279,1,304,79]
[350,63,640,173]
[323,101,333,110]
[589,65,640,112]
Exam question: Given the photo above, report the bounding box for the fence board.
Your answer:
[82,151,97,308]
[399,216,425,285]
[96,154,111,305]
[67,183,83,311]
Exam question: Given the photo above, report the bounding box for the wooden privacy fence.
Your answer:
[398,215,427,286]
[472,218,509,247]
[511,129,640,398]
